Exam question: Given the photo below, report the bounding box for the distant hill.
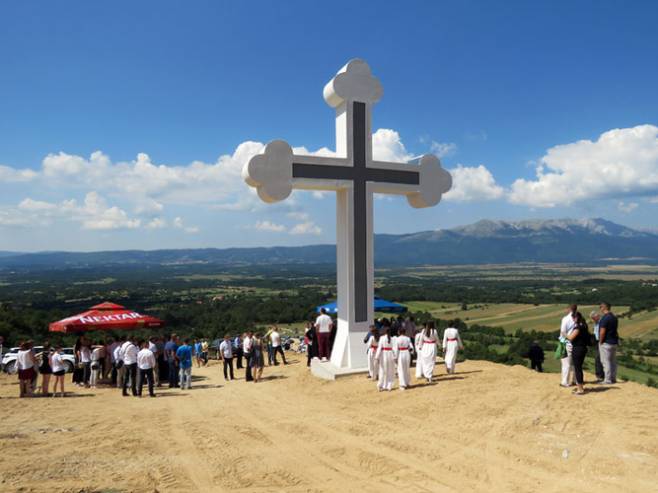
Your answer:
[1,218,657,270]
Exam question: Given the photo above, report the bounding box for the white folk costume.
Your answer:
[365,334,379,379]
[419,329,438,381]
[375,334,395,391]
[414,330,424,378]
[442,327,464,374]
[394,334,412,389]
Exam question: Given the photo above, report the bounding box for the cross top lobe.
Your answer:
[323,59,383,108]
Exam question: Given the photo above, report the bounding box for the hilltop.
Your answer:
[1,355,657,492]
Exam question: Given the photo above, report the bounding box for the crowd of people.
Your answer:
[557,302,619,395]
[10,302,620,398]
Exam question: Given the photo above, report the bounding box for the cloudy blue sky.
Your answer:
[1,0,658,251]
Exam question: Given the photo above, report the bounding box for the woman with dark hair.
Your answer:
[17,341,36,397]
[51,345,67,397]
[39,341,53,396]
[375,326,395,391]
[567,311,590,395]
[79,337,92,388]
[304,321,316,368]
[394,327,413,390]
[414,324,424,379]
[418,321,439,383]
[72,336,84,386]
[364,325,380,379]
[250,333,265,383]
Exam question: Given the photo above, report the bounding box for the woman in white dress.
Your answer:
[414,328,424,379]
[364,325,380,379]
[375,328,395,391]
[394,328,412,390]
[442,326,464,374]
[418,321,438,383]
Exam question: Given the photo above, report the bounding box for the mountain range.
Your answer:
[1,218,656,269]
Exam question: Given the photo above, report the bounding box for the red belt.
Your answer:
[423,340,435,344]
[398,347,409,351]
[382,348,392,351]
[447,338,457,342]
[370,345,377,350]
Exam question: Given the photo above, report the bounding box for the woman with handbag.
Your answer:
[567,312,590,396]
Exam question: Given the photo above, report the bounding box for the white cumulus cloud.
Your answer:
[254,220,286,233]
[509,124,658,207]
[444,164,504,202]
[430,141,457,158]
[289,221,322,236]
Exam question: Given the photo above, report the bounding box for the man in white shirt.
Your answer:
[270,326,288,365]
[559,304,577,387]
[219,335,234,381]
[112,336,125,388]
[148,337,160,387]
[243,331,253,382]
[121,337,139,397]
[314,309,333,361]
[137,340,156,397]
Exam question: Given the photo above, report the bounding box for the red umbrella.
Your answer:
[49,302,165,333]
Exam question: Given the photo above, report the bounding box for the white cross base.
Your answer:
[243,59,452,378]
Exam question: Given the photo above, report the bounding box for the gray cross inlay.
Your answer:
[292,102,420,322]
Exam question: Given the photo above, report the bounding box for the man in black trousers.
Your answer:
[121,337,139,396]
[591,311,606,382]
[243,331,253,381]
[219,334,235,381]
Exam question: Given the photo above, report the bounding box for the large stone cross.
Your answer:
[243,59,452,374]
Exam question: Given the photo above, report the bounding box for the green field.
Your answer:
[403,301,658,339]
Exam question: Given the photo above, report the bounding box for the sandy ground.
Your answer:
[1,355,658,493]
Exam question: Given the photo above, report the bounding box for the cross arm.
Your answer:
[369,155,452,207]
[242,140,356,202]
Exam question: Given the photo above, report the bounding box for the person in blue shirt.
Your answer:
[233,335,243,369]
[193,339,203,368]
[164,334,179,388]
[176,339,193,389]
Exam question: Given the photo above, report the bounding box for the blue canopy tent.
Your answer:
[316,296,407,315]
